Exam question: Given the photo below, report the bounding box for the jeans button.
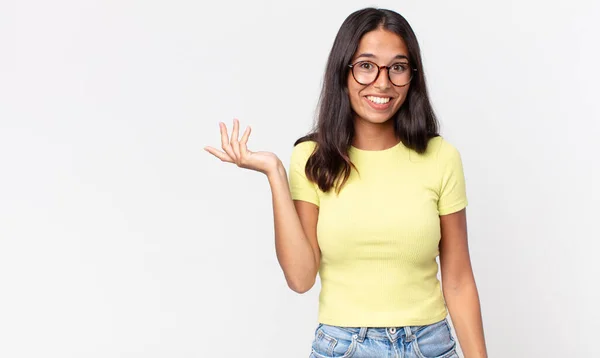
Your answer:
[389,327,396,334]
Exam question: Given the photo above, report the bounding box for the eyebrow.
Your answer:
[354,53,409,62]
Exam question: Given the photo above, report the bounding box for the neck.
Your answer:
[352,117,398,150]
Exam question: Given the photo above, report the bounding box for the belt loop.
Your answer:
[403,326,415,342]
[357,327,368,343]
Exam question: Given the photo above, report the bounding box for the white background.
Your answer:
[1,0,599,357]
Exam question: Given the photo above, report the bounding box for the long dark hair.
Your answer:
[294,7,440,194]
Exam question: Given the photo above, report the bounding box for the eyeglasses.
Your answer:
[348,60,417,87]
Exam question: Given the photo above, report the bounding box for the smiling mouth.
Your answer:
[366,96,391,104]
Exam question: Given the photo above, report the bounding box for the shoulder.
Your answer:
[292,139,317,157]
[425,136,462,162]
[290,139,317,167]
[410,136,463,172]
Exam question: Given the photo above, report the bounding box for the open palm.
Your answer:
[204,119,280,175]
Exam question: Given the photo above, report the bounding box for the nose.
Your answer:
[373,67,391,89]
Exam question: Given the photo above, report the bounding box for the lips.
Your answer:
[366,95,391,104]
[364,95,393,110]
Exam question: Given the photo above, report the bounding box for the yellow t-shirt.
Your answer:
[288,136,468,327]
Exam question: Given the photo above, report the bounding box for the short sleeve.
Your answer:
[288,141,320,207]
[437,140,468,215]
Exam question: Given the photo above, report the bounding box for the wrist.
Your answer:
[266,159,285,179]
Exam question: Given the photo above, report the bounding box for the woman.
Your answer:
[205,7,487,358]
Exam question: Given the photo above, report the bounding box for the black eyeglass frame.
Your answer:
[348,60,418,87]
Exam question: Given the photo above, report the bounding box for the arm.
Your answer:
[267,163,320,293]
[439,209,487,358]
[204,119,319,294]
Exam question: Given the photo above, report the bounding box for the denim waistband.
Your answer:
[319,323,428,342]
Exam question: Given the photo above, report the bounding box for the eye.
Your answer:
[358,61,375,70]
[390,63,409,73]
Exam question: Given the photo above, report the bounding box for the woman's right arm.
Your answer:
[204,119,320,293]
[267,163,320,293]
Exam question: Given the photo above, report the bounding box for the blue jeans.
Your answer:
[310,318,458,358]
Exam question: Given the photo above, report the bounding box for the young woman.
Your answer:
[205,7,487,358]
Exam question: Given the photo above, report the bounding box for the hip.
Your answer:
[310,317,458,358]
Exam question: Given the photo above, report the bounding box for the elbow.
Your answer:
[287,277,315,294]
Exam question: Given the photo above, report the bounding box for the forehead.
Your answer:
[353,28,408,59]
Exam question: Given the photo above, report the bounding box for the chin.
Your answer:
[359,112,395,124]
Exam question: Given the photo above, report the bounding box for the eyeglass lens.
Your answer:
[352,61,412,86]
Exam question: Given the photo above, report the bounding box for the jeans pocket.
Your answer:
[412,319,457,358]
[311,324,358,358]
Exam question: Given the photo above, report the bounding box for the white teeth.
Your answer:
[367,96,391,104]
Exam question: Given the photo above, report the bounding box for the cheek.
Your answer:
[352,90,362,107]
[393,88,410,107]
[346,82,363,110]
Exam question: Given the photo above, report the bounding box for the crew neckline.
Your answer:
[349,140,404,154]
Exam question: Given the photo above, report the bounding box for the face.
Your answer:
[347,28,412,125]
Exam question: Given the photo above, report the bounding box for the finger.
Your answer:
[239,125,251,156]
[218,122,237,159]
[230,119,241,160]
[204,146,233,163]
[231,118,240,144]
